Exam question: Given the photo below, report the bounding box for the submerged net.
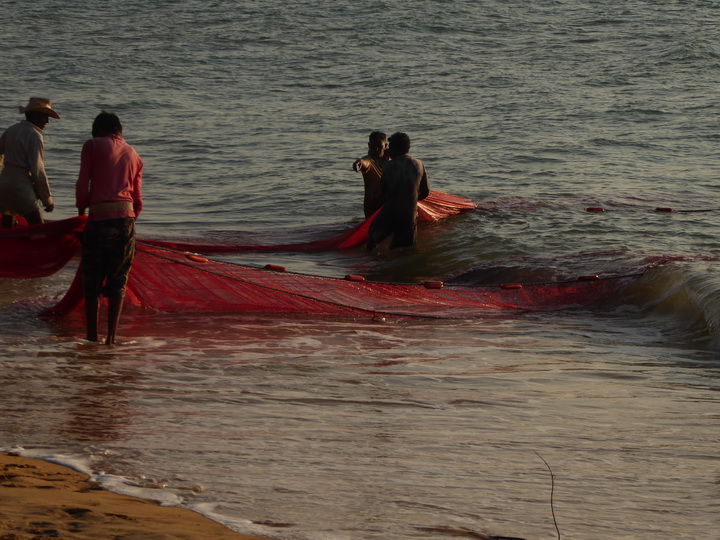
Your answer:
[0,192,473,280]
[44,242,641,319]
[141,191,477,253]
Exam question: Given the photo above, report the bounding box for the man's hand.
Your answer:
[353,159,367,172]
[44,203,54,213]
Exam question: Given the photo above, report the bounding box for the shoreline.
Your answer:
[0,452,273,540]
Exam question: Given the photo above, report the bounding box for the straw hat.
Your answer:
[18,97,60,119]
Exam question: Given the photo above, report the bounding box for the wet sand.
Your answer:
[0,452,272,540]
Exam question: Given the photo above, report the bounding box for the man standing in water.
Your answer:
[352,131,388,218]
[367,132,430,250]
[0,97,60,228]
[76,111,143,346]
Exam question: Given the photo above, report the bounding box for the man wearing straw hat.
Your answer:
[0,97,60,228]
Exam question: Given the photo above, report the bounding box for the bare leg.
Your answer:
[1,214,14,228]
[84,295,100,342]
[23,209,43,226]
[105,294,125,346]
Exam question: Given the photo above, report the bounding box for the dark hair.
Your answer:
[368,131,386,145]
[92,111,122,137]
[388,132,410,155]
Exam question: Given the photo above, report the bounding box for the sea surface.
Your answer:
[2,1,720,538]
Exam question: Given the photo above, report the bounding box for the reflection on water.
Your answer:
[56,356,137,443]
[1,309,718,539]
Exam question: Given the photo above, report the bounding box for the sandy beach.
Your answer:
[0,452,272,540]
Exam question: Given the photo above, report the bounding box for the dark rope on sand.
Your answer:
[535,452,561,540]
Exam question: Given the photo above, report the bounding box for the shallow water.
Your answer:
[2,1,720,538]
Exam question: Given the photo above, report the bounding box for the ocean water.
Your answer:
[1,1,720,538]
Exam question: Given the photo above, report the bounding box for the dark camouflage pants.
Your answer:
[82,218,136,298]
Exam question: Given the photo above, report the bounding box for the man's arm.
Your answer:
[75,140,93,215]
[353,154,371,172]
[0,129,6,166]
[131,159,143,218]
[418,163,430,201]
[26,133,53,211]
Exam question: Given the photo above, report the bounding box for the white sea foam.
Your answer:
[4,447,93,476]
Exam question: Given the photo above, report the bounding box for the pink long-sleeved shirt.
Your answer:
[76,134,143,221]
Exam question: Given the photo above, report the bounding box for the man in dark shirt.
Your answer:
[367,132,430,250]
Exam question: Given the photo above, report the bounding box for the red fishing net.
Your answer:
[44,243,638,319]
[141,191,477,253]
[0,216,86,279]
[0,191,474,280]
[1,192,642,319]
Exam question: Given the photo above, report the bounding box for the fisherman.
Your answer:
[0,97,59,228]
[353,131,388,218]
[367,132,430,250]
[76,111,143,346]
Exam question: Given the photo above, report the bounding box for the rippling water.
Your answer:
[2,1,720,538]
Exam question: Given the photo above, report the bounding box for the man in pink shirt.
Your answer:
[76,111,143,345]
